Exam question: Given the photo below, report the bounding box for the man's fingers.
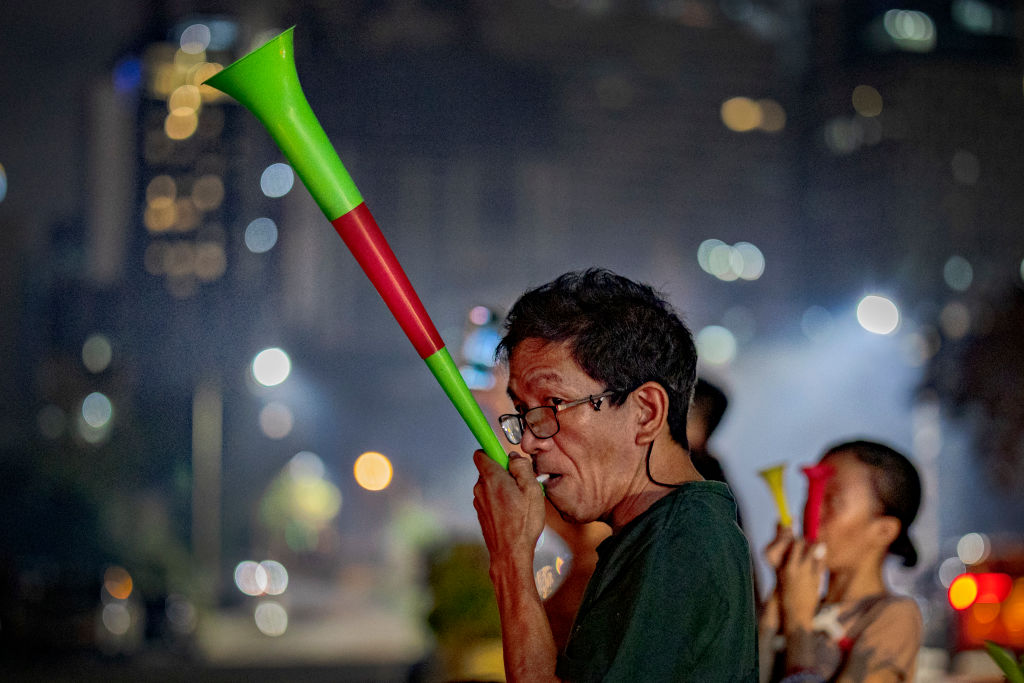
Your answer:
[507,452,535,487]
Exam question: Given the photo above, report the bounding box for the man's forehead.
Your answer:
[507,339,589,396]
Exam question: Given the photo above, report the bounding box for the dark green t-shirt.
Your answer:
[556,481,758,682]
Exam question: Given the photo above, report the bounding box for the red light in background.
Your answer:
[949,573,1013,610]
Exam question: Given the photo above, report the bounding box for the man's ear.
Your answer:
[631,381,669,446]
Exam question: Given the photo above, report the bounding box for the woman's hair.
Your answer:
[824,440,922,567]
[497,268,697,448]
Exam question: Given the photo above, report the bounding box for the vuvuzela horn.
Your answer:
[204,27,508,469]
[801,463,834,543]
[757,464,793,528]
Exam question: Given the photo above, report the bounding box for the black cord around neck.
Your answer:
[644,441,685,488]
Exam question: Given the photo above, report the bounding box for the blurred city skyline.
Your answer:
[2,0,1024,675]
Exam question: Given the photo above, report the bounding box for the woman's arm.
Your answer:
[833,599,922,683]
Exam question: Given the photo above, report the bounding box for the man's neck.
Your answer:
[604,440,701,532]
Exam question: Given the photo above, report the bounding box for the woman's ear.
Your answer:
[630,381,669,445]
[874,516,901,549]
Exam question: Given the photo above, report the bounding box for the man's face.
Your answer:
[506,338,637,524]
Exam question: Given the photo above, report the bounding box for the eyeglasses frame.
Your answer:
[497,390,620,445]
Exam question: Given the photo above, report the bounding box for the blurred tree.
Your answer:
[921,284,1024,492]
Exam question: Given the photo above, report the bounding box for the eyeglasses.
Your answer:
[498,391,618,445]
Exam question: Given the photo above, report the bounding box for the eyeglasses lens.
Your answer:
[500,416,523,444]
[525,407,557,439]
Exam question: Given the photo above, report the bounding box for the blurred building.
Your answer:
[3,0,1024,672]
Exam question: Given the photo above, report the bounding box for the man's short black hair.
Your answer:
[496,268,697,448]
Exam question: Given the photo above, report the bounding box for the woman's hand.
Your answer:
[778,537,827,635]
[765,523,796,571]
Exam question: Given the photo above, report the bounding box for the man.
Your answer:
[473,269,758,681]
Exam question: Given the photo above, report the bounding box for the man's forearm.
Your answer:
[490,554,561,682]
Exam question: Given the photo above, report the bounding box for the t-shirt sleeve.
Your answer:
[835,598,922,682]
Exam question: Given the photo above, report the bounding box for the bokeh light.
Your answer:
[757,99,786,132]
[949,574,979,610]
[883,9,936,52]
[696,325,737,365]
[938,556,967,588]
[112,56,142,94]
[164,110,199,140]
[943,255,973,291]
[234,560,269,596]
[260,560,289,595]
[940,301,971,339]
[102,603,132,635]
[191,174,224,211]
[1005,579,1024,633]
[194,242,227,282]
[957,532,990,565]
[259,401,294,440]
[697,239,765,281]
[103,566,133,600]
[856,295,900,335]
[720,96,762,132]
[179,23,212,54]
[82,333,113,373]
[289,450,325,479]
[254,601,288,637]
[82,392,113,429]
[147,175,176,205]
[354,451,394,491]
[0,162,7,203]
[252,347,291,386]
[244,217,278,253]
[733,242,765,280]
[260,163,295,198]
[851,85,883,117]
[168,84,201,115]
[469,305,493,326]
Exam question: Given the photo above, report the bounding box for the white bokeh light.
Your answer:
[82,333,113,373]
[259,401,294,439]
[244,217,278,253]
[696,325,737,365]
[252,348,291,386]
[82,392,113,428]
[260,560,289,595]
[234,560,269,596]
[856,295,900,335]
[260,163,295,198]
[254,601,288,637]
[956,532,990,565]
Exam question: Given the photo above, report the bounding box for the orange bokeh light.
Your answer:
[949,574,978,610]
[104,566,133,600]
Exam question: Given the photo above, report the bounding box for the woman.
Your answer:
[759,440,923,683]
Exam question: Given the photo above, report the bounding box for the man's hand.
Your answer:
[473,450,547,572]
[473,450,561,682]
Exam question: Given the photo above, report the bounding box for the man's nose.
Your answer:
[519,427,549,455]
